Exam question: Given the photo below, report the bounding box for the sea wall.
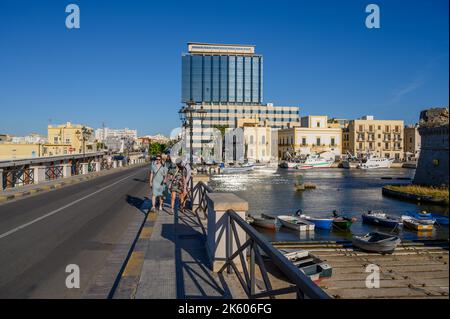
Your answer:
[413,108,449,187]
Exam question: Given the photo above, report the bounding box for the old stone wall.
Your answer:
[413,108,449,187]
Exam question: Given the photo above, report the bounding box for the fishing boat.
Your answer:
[362,211,402,228]
[299,214,333,230]
[247,213,277,230]
[296,154,334,170]
[277,215,315,231]
[352,232,401,254]
[358,153,394,169]
[403,218,434,231]
[280,249,332,282]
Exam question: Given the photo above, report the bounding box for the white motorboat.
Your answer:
[277,215,315,231]
[358,154,394,169]
[296,154,334,170]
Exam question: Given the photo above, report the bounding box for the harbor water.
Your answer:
[209,167,449,242]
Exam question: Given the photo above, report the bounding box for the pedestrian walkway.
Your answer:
[130,206,244,299]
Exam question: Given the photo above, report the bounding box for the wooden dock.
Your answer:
[271,240,449,299]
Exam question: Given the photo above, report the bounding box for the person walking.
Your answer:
[167,158,186,213]
[179,158,192,210]
[149,154,167,212]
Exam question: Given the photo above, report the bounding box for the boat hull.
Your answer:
[301,216,333,230]
[277,215,315,231]
[332,220,353,230]
[352,232,401,254]
[362,213,401,228]
[403,219,434,231]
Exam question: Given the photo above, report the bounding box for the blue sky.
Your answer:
[0,0,448,136]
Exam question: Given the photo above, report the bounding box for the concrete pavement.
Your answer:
[0,165,151,298]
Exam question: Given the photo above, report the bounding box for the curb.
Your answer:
[111,210,157,299]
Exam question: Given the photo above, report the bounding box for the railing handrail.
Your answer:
[226,209,331,299]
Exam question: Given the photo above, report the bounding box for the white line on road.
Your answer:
[0,169,146,240]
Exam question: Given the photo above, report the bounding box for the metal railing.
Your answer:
[45,165,64,180]
[188,178,330,299]
[88,162,97,173]
[2,167,34,190]
[218,210,330,299]
[192,181,213,220]
[71,162,82,176]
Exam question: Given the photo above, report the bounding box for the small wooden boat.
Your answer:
[247,213,277,230]
[403,218,434,231]
[401,215,435,225]
[280,249,332,282]
[331,211,356,231]
[299,214,333,230]
[352,232,401,254]
[362,211,402,228]
[277,215,315,231]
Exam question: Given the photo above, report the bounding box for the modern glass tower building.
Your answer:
[182,43,263,104]
[180,43,300,161]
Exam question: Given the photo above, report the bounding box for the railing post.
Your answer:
[95,161,101,172]
[62,164,71,178]
[250,241,256,296]
[0,169,4,190]
[226,213,232,274]
[192,175,210,208]
[118,160,123,168]
[31,166,45,184]
[113,160,117,168]
[205,193,249,272]
[82,163,89,175]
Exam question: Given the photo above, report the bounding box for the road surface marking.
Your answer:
[0,169,144,240]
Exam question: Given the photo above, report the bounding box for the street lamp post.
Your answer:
[179,100,207,203]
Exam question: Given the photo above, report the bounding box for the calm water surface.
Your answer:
[209,168,449,242]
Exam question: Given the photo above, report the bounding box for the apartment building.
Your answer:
[47,122,97,156]
[342,116,404,159]
[278,115,342,159]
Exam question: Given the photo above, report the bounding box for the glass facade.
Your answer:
[182,54,263,104]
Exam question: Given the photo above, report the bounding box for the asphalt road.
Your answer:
[0,165,151,298]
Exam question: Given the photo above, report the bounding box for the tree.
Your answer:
[148,142,166,155]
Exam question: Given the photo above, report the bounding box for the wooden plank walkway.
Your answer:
[271,241,449,299]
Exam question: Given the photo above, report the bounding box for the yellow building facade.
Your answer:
[278,116,342,159]
[47,122,97,156]
[342,116,404,159]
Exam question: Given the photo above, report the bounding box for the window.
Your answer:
[249,135,254,145]
[369,125,374,132]
[331,138,335,146]
[302,137,306,146]
[316,138,321,146]
[316,121,320,128]
[53,137,58,144]
[261,136,265,145]
[359,125,363,131]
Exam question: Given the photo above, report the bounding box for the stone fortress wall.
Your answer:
[413,107,449,187]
